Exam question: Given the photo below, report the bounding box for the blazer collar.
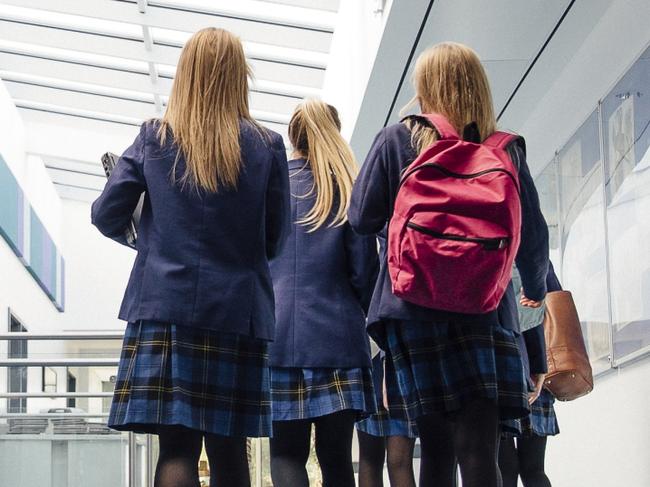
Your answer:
[288,158,309,170]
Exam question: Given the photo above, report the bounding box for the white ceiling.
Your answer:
[0,0,340,200]
[350,0,576,163]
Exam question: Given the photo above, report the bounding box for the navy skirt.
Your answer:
[383,320,530,423]
[108,321,271,437]
[270,367,376,421]
[356,353,417,438]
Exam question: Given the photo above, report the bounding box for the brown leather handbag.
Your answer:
[543,290,594,401]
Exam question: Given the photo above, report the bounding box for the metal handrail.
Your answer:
[0,358,119,367]
[0,392,113,399]
[0,332,123,340]
[0,413,109,418]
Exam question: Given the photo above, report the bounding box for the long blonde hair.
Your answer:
[403,42,497,154]
[158,28,256,192]
[288,99,358,231]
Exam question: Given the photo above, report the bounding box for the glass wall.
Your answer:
[601,46,650,364]
[534,43,650,371]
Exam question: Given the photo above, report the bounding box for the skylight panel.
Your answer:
[0,40,149,73]
[149,0,336,31]
[0,4,142,39]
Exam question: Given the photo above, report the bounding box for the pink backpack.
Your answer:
[388,114,522,314]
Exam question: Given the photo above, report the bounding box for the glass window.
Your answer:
[601,45,650,365]
[556,110,612,374]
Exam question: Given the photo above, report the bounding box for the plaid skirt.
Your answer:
[503,388,559,437]
[108,321,271,437]
[356,353,418,438]
[383,320,530,423]
[270,367,376,421]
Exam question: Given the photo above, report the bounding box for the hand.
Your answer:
[520,288,543,308]
[529,374,545,405]
[382,377,389,410]
[382,358,390,410]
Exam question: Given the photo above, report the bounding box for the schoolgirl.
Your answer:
[92,28,290,487]
[268,99,379,487]
[349,42,549,487]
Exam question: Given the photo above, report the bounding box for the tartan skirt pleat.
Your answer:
[108,321,271,437]
[356,353,418,438]
[503,388,559,437]
[270,367,377,421]
[383,320,530,423]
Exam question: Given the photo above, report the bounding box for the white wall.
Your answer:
[322,0,393,140]
[548,357,650,486]
[58,199,134,333]
[0,79,62,247]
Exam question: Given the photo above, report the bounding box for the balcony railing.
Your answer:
[0,331,271,487]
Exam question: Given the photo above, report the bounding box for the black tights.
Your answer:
[154,425,250,487]
[499,436,551,487]
[270,410,356,487]
[357,430,416,487]
[417,399,501,487]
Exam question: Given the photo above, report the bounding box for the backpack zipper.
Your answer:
[400,163,521,196]
[406,222,509,251]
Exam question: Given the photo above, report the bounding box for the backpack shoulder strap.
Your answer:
[484,132,526,172]
[402,113,460,140]
[483,131,520,150]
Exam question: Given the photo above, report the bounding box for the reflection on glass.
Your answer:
[602,45,650,364]
[556,110,611,374]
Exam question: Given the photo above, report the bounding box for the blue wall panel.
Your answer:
[0,153,65,311]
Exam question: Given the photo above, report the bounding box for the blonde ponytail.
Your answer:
[288,100,358,231]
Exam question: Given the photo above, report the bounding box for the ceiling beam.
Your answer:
[0,18,328,68]
[1,0,333,51]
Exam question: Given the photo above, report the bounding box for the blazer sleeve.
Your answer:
[344,224,379,314]
[546,261,562,292]
[510,141,549,302]
[349,130,390,235]
[523,324,548,375]
[265,134,291,259]
[91,124,146,245]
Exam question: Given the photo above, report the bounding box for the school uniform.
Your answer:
[268,158,379,421]
[356,352,418,438]
[91,120,291,437]
[349,122,549,424]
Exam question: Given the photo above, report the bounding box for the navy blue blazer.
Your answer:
[349,122,549,335]
[91,120,291,340]
[268,158,379,367]
[519,261,562,375]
